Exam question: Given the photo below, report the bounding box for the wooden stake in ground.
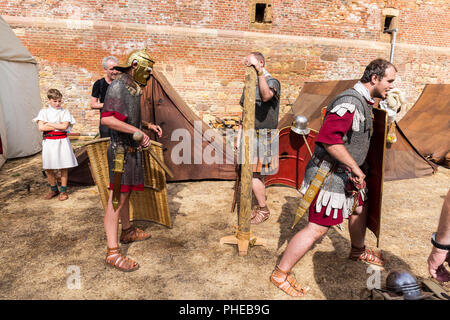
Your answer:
[220,66,266,256]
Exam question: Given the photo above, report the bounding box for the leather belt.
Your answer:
[126,146,142,153]
[311,154,347,174]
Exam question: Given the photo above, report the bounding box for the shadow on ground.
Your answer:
[274,195,413,299]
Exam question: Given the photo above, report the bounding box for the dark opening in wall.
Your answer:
[250,0,272,27]
[255,3,266,23]
[384,16,394,31]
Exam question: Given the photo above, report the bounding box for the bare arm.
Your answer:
[37,120,55,132]
[435,189,450,244]
[46,122,70,130]
[90,96,103,110]
[101,116,150,147]
[37,120,70,131]
[427,189,450,281]
[256,74,274,102]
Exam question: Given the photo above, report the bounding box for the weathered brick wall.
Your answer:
[1,0,449,133]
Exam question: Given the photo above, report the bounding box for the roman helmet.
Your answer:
[385,270,427,300]
[114,50,155,86]
[291,115,310,135]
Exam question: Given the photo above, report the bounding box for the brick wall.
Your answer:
[1,0,449,133]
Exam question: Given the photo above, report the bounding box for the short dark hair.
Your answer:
[360,59,397,83]
[250,52,265,66]
[47,88,62,100]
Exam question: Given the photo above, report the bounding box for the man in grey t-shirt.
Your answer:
[238,52,280,225]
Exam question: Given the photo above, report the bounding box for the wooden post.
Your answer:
[237,66,256,255]
[220,66,266,256]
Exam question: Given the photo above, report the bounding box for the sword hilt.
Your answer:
[133,131,144,142]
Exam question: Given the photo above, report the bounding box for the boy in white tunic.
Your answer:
[33,89,78,201]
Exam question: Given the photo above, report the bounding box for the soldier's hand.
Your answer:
[350,166,366,188]
[133,130,151,148]
[244,55,261,71]
[428,248,450,282]
[141,132,151,148]
[148,123,162,138]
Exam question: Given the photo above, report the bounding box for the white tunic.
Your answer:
[32,106,78,170]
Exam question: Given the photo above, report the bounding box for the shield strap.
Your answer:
[291,159,334,229]
[112,145,125,211]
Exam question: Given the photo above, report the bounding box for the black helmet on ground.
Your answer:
[385,270,427,300]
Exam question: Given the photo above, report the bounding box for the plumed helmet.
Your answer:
[114,50,155,86]
[385,270,426,300]
[291,115,310,135]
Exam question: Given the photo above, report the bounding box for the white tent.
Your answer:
[0,16,42,168]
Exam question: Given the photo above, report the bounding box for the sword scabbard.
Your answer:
[291,159,334,229]
[112,146,125,211]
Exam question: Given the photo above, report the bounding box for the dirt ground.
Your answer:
[0,151,449,300]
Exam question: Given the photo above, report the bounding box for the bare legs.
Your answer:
[60,168,68,189]
[348,204,368,248]
[104,190,131,249]
[273,204,378,296]
[45,169,57,186]
[44,169,68,200]
[103,190,149,272]
[252,177,266,207]
[278,204,368,272]
[278,222,329,272]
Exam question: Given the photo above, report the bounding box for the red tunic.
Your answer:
[308,111,364,226]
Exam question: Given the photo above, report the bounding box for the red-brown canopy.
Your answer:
[398,84,450,168]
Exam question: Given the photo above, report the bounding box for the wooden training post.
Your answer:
[220,66,266,256]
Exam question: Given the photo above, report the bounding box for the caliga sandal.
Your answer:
[44,190,59,200]
[270,266,310,297]
[105,247,139,272]
[349,245,385,266]
[120,226,151,244]
[58,192,69,201]
[251,206,270,225]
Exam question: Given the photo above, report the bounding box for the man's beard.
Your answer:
[372,88,385,99]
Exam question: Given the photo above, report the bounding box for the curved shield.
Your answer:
[264,126,317,189]
[85,138,171,228]
[366,108,388,246]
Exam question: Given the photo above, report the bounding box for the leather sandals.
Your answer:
[120,226,151,244]
[251,205,270,225]
[43,190,59,200]
[270,266,310,297]
[105,247,139,272]
[349,245,385,266]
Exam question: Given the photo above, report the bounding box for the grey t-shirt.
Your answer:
[240,75,281,129]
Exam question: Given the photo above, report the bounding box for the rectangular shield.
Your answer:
[85,138,172,228]
[365,108,388,247]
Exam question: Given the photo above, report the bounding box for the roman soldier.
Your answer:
[100,50,162,272]
[271,59,397,297]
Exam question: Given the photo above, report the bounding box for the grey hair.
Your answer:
[102,56,119,69]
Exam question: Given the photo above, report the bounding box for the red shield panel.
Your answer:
[265,127,318,189]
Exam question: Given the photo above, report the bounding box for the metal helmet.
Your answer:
[385,270,426,300]
[291,115,310,135]
[114,50,155,86]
